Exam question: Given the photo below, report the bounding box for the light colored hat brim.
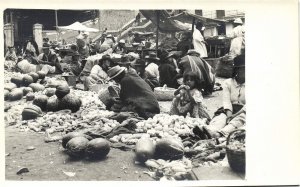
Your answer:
[145,56,160,61]
[108,67,126,80]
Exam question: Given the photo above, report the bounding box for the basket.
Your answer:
[90,84,119,106]
[215,58,233,78]
[204,58,221,70]
[226,129,246,173]
[154,86,176,101]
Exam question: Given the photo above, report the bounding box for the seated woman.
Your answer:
[158,52,180,89]
[196,55,245,139]
[170,71,211,121]
[133,59,160,90]
[83,56,113,91]
[107,65,160,119]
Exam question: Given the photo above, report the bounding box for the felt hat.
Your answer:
[118,55,131,65]
[233,18,243,24]
[133,59,146,67]
[8,46,14,49]
[106,34,113,38]
[107,65,126,80]
[119,39,125,44]
[42,43,50,49]
[166,51,182,59]
[187,49,200,56]
[233,54,245,67]
[145,52,160,61]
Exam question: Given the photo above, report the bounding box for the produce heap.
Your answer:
[4,70,243,180]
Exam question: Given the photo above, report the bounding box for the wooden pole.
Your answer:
[190,17,195,49]
[55,10,59,41]
[98,10,101,31]
[156,10,159,55]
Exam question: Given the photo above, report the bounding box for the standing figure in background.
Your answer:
[177,32,193,57]
[193,22,208,58]
[227,18,245,58]
[126,30,135,45]
[76,34,90,60]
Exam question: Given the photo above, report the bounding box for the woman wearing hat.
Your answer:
[158,52,180,89]
[107,65,160,119]
[227,18,245,58]
[134,52,160,90]
[118,55,136,74]
[194,55,245,139]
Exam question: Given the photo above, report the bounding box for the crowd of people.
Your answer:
[4,18,245,140]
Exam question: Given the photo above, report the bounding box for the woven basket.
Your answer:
[216,58,233,78]
[90,84,118,106]
[154,87,176,101]
[226,129,245,173]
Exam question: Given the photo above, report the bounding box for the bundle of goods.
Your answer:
[135,114,207,139]
[144,157,193,181]
[154,85,176,101]
[226,129,246,173]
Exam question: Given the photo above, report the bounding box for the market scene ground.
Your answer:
[4,9,245,181]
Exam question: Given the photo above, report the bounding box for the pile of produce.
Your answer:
[135,114,207,138]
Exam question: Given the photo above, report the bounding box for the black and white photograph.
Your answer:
[3,8,246,181]
[1,1,299,185]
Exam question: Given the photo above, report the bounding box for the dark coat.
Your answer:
[120,71,160,118]
[158,62,179,89]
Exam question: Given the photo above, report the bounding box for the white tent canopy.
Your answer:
[57,21,99,32]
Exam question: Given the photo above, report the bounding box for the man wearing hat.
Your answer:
[118,55,136,74]
[37,43,60,74]
[178,49,215,95]
[107,65,160,119]
[227,18,245,58]
[143,52,161,89]
[99,34,115,53]
[5,46,17,62]
[198,54,245,139]
[112,39,127,54]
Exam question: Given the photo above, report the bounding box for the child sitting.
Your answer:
[169,71,211,121]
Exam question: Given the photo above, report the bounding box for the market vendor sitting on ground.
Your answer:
[117,55,137,74]
[5,46,18,62]
[158,51,180,89]
[133,53,160,90]
[37,43,62,74]
[99,34,116,53]
[170,71,211,121]
[83,55,115,91]
[112,39,127,54]
[195,54,245,139]
[107,65,160,119]
[178,49,215,95]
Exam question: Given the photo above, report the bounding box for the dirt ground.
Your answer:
[5,78,225,181]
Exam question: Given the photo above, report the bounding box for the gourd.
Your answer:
[135,138,155,163]
[55,85,70,99]
[66,136,89,158]
[9,88,24,101]
[85,138,110,159]
[32,95,48,111]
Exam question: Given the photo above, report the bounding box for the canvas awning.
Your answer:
[140,10,189,33]
[57,21,99,32]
